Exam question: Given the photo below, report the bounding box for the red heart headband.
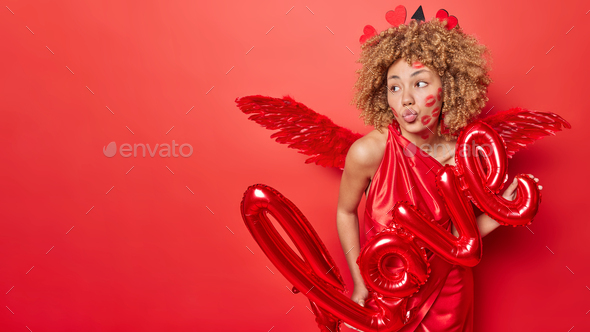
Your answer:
[359,5,459,45]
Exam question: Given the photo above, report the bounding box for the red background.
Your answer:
[1,0,588,331]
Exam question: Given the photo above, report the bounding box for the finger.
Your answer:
[534,178,539,182]
[509,179,518,189]
[528,174,534,179]
[539,185,543,190]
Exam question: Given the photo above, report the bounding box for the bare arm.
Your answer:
[336,135,384,306]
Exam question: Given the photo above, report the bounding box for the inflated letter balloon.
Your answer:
[240,121,541,331]
[455,121,541,225]
[241,184,414,332]
[386,166,482,267]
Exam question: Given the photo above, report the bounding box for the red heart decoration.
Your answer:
[446,16,458,29]
[436,9,449,20]
[436,9,458,30]
[385,5,407,27]
[359,25,378,44]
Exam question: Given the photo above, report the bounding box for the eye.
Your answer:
[417,81,427,87]
[388,85,399,92]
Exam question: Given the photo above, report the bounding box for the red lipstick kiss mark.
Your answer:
[391,106,398,117]
[421,133,429,139]
[425,95,436,107]
[431,107,440,117]
[421,115,432,126]
[412,61,424,69]
[437,87,442,101]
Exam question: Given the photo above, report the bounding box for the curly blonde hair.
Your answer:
[350,18,492,140]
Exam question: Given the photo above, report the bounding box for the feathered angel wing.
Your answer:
[235,94,363,169]
[480,107,571,159]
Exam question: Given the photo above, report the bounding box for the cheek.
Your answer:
[412,61,424,69]
[421,115,432,126]
[437,87,442,101]
[431,107,440,117]
[391,106,398,117]
[425,95,436,107]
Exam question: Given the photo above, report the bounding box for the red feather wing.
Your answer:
[235,94,362,169]
[480,107,571,158]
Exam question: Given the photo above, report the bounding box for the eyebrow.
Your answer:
[388,69,429,80]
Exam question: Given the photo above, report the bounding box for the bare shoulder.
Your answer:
[345,127,388,174]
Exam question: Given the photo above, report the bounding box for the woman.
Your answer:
[336,19,541,331]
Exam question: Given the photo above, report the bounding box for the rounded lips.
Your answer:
[401,107,418,123]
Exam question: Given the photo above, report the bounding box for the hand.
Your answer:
[350,282,369,307]
[343,283,369,331]
[502,173,542,201]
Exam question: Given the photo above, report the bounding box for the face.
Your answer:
[386,58,443,140]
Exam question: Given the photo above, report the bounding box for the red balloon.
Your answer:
[240,177,482,331]
[357,226,429,299]
[455,121,542,226]
[240,122,539,331]
[386,165,482,268]
[241,184,411,332]
[356,164,483,314]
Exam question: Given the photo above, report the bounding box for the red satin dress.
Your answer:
[361,121,478,332]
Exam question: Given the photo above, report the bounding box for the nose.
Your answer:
[402,88,414,108]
